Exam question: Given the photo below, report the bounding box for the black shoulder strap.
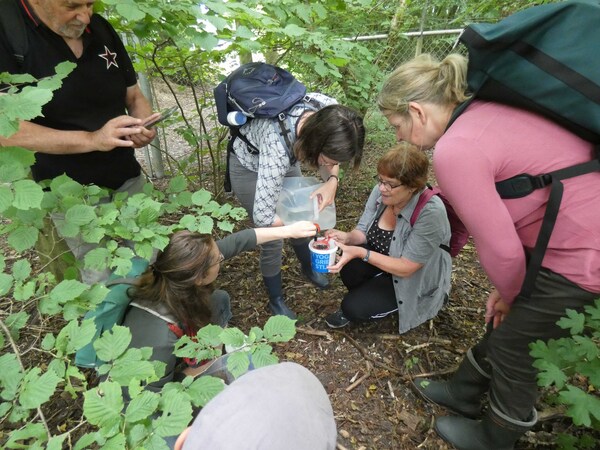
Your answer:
[497,145,600,299]
[0,0,28,68]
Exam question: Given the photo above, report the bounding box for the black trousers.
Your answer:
[339,245,397,322]
[471,268,597,420]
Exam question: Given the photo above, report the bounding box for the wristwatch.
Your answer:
[362,249,371,262]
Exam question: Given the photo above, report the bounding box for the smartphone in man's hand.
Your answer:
[143,106,178,128]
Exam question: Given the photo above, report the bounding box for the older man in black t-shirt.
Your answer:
[0,0,159,283]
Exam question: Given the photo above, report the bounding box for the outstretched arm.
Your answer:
[254,221,317,244]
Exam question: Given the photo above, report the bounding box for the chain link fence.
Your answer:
[352,28,465,75]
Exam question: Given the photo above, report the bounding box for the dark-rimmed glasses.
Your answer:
[211,252,225,267]
[374,175,403,191]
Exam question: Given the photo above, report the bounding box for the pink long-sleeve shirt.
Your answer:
[434,100,600,303]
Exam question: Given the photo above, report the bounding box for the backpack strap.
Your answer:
[0,0,28,69]
[496,145,600,299]
[410,185,451,254]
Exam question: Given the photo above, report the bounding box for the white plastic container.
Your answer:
[276,177,336,229]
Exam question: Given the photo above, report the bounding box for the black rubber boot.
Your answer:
[263,273,296,320]
[412,348,490,419]
[434,403,537,450]
[292,240,330,289]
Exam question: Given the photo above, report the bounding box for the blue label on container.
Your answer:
[311,251,333,273]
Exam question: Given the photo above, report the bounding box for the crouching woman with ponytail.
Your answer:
[121,221,317,392]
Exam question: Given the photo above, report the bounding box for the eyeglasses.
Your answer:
[374,175,403,191]
[318,154,340,168]
[211,252,225,267]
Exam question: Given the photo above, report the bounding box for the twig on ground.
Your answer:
[410,367,456,380]
[296,326,332,339]
[333,330,404,376]
[346,361,372,393]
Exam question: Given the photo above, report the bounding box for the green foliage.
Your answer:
[0,66,278,448]
[530,299,600,447]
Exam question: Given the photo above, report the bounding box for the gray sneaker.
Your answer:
[325,310,350,328]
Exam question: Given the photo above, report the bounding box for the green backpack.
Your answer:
[75,257,149,368]
[453,0,600,299]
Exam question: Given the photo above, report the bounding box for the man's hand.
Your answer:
[90,115,156,151]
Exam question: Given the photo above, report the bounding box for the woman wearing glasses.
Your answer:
[324,144,451,331]
[229,95,365,319]
[121,221,317,391]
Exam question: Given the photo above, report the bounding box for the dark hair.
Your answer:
[294,104,365,170]
[128,231,216,330]
[377,143,429,191]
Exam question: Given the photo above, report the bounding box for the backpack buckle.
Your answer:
[495,173,552,199]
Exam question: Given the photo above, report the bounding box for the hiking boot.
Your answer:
[325,310,350,328]
[412,348,490,419]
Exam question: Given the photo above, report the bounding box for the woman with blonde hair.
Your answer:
[324,144,451,333]
[378,54,600,449]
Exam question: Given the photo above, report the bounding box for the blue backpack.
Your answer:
[75,257,149,368]
[214,62,321,191]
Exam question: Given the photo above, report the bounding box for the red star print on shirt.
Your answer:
[98,45,119,69]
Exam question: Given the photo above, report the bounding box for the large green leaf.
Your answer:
[226,351,251,379]
[65,204,97,226]
[125,390,160,423]
[0,353,23,401]
[263,315,296,342]
[19,367,62,409]
[83,381,124,433]
[7,225,39,252]
[0,273,14,296]
[0,185,14,211]
[94,325,132,362]
[187,375,225,407]
[559,385,600,427]
[11,259,32,282]
[49,279,89,303]
[4,423,47,449]
[152,391,192,437]
[12,179,44,210]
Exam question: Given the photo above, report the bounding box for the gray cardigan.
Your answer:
[356,186,452,333]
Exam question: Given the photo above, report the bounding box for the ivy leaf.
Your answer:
[94,325,132,363]
[187,375,225,407]
[216,220,234,233]
[125,390,160,423]
[263,315,296,342]
[226,351,251,379]
[12,179,44,210]
[83,381,124,436]
[557,309,585,335]
[19,367,62,409]
[559,385,600,427]
[152,391,192,437]
[196,215,214,234]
